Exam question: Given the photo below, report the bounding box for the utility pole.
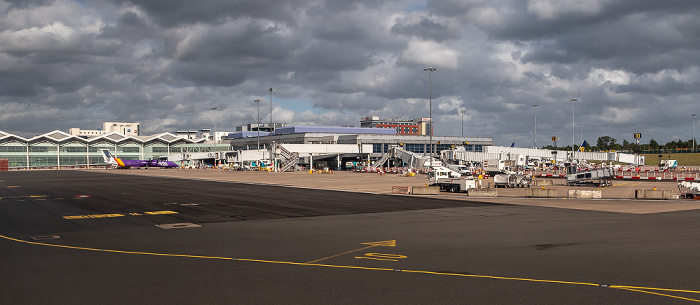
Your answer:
[424,67,436,167]
[461,110,465,137]
[254,99,260,149]
[570,98,577,159]
[269,88,275,131]
[533,104,538,148]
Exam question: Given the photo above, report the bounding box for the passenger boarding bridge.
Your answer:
[442,146,644,166]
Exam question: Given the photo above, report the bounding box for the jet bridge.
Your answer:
[566,167,615,187]
[370,146,430,170]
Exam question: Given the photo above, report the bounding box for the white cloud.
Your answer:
[401,39,460,69]
[526,0,609,20]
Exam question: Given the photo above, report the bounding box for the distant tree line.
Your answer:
[540,136,697,153]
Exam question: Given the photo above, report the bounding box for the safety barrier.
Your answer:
[468,188,497,197]
[525,188,558,198]
[567,190,601,199]
[635,189,673,200]
[528,169,700,181]
[411,186,440,195]
[531,179,553,186]
[391,186,411,194]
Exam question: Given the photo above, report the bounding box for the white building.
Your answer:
[69,122,140,137]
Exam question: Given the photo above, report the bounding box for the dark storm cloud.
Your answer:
[295,41,375,72]
[615,76,700,96]
[1,0,699,146]
[172,21,296,63]
[4,0,54,10]
[168,61,247,87]
[107,0,309,26]
[391,16,460,42]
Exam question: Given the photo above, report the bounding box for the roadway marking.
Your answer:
[62,210,179,220]
[0,234,698,303]
[155,223,202,229]
[355,253,407,262]
[306,240,396,264]
[597,182,640,191]
[1,195,48,199]
[361,240,396,247]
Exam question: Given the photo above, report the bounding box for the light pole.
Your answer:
[579,125,584,146]
[532,104,538,148]
[461,110,465,137]
[693,114,696,152]
[570,98,577,158]
[254,99,261,149]
[210,107,219,144]
[424,67,436,167]
[269,88,275,131]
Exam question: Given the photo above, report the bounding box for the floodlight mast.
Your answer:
[269,88,275,131]
[533,104,538,148]
[254,99,260,149]
[424,67,436,167]
[570,98,577,158]
[211,107,219,144]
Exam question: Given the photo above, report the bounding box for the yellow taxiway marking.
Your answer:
[361,240,396,247]
[306,240,396,264]
[596,182,641,191]
[0,234,698,303]
[0,195,49,200]
[62,210,178,220]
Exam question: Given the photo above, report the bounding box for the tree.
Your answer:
[622,139,630,150]
[597,136,617,151]
[649,139,659,150]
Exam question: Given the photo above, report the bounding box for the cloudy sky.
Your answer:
[1,0,699,147]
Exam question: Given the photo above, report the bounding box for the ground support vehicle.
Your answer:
[428,166,477,193]
[566,168,615,187]
[493,173,531,188]
[678,181,700,199]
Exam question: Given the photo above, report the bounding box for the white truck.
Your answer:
[659,160,677,170]
[493,173,531,188]
[448,164,472,176]
[678,181,700,199]
[483,159,506,174]
[428,166,478,193]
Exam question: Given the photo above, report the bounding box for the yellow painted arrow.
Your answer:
[361,240,396,247]
[307,240,397,264]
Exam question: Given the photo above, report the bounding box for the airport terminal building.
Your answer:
[225,125,491,156]
[0,130,226,169]
[0,124,493,169]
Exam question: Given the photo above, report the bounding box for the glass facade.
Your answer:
[0,146,26,152]
[372,143,476,155]
[0,131,207,169]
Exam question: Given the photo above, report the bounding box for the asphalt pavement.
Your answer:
[2,170,700,304]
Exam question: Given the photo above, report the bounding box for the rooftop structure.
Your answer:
[0,129,212,169]
[360,116,432,136]
[69,122,140,137]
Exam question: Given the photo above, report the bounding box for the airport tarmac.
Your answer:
[2,170,700,304]
[94,168,700,214]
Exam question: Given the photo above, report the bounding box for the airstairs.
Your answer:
[370,152,392,170]
[395,147,430,169]
[279,146,300,172]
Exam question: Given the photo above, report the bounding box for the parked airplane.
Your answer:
[100,149,179,169]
